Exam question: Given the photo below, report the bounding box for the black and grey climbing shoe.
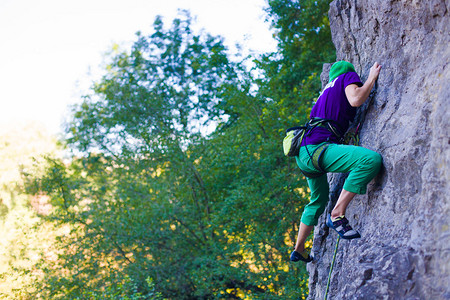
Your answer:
[290,250,313,263]
[326,214,361,239]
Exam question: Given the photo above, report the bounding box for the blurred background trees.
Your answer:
[3,1,334,299]
[0,123,60,298]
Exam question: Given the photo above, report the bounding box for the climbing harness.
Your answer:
[283,118,343,157]
[283,118,344,178]
[324,236,340,300]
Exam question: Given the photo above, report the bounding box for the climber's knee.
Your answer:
[343,150,383,194]
[366,151,383,177]
[301,200,328,226]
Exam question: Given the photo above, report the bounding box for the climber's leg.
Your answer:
[319,144,382,238]
[331,189,356,219]
[301,174,330,226]
[291,171,329,262]
[295,143,331,226]
[320,144,382,195]
[291,143,382,258]
[293,222,314,253]
[327,190,361,239]
[291,221,314,262]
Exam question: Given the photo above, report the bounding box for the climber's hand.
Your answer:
[368,62,382,82]
[346,62,382,107]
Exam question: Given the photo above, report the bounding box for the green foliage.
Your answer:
[81,276,163,300]
[68,11,237,155]
[21,2,335,299]
[258,0,335,129]
[0,123,61,299]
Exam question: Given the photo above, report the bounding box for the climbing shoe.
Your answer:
[290,250,313,263]
[326,214,361,239]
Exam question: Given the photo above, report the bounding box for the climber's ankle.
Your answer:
[294,244,305,253]
[331,210,345,219]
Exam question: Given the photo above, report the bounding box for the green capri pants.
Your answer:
[295,142,382,226]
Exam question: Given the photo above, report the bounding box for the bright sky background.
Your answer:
[0,0,277,136]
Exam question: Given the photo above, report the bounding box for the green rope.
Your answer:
[324,236,340,300]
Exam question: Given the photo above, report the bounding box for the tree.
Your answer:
[25,11,260,299]
[23,1,336,298]
[258,0,335,128]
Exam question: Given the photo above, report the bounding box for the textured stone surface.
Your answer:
[307,1,449,299]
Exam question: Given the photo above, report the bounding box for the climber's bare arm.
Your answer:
[345,62,382,107]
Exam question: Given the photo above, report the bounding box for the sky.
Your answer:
[0,0,277,135]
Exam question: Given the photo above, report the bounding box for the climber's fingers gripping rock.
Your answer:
[368,62,382,82]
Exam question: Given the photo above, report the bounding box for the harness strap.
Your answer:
[299,168,324,179]
[300,143,330,178]
[309,118,344,142]
[286,118,343,178]
[311,143,329,173]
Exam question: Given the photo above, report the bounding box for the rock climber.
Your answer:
[290,61,383,263]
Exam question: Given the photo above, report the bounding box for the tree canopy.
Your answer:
[21,1,335,299]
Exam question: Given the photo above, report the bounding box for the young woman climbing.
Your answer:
[290,61,383,263]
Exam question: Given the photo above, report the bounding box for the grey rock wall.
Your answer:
[307,0,449,299]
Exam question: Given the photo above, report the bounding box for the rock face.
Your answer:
[307,1,449,299]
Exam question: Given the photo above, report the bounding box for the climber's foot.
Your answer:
[290,250,313,263]
[326,214,361,239]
